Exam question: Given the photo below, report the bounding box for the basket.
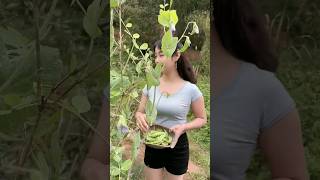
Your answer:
[144,124,174,149]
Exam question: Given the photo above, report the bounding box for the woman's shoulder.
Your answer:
[241,61,282,90]
[185,81,201,91]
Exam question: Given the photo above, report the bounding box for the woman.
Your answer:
[212,0,308,179]
[135,41,207,180]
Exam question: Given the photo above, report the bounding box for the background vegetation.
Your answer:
[110,0,210,179]
[0,0,107,179]
[247,1,320,179]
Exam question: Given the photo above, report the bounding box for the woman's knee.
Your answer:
[144,166,164,180]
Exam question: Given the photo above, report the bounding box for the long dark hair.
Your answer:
[213,0,278,72]
[154,40,197,84]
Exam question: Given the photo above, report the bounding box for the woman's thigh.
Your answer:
[144,166,164,180]
[164,168,184,180]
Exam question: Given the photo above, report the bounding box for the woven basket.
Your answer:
[144,124,174,149]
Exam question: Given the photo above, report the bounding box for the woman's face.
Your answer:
[154,47,180,71]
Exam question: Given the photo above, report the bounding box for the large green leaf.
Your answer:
[83,0,104,38]
[161,30,178,57]
[110,165,121,176]
[146,71,159,87]
[158,10,178,27]
[110,0,118,8]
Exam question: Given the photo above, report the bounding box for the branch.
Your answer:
[54,61,107,103]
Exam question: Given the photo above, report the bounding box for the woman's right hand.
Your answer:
[135,112,149,133]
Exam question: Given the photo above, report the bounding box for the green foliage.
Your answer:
[0,0,107,179]
[247,1,320,179]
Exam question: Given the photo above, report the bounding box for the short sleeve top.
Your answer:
[213,61,296,180]
[143,81,203,128]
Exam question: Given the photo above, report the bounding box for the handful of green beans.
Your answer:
[145,129,172,146]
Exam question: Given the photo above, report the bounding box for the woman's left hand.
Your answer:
[169,124,186,148]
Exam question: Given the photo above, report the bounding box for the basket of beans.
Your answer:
[144,124,174,149]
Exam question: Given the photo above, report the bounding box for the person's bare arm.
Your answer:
[135,94,149,132]
[80,98,108,180]
[259,109,309,180]
[170,96,207,148]
[183,96,207,131]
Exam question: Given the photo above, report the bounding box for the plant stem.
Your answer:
[122,44,134,74]
[177,22,195,43]
[16,0,43,173]
[76,0,87,14]
[54,61,107,102]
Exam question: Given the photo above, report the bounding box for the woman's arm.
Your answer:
[170,96,207,148]
[184,96,207,131]
[259,109,309,180]
[135,94,149,132]
[80,98,108,180]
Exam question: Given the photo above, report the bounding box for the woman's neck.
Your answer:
[161,68,182,83]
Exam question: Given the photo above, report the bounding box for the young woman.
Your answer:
[212,0,308,179]
[135,41,207,180]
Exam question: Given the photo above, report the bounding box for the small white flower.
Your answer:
[193,23,199,34]
[170,23,176,34]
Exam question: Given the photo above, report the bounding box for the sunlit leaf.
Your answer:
[121,159,132,171]
[161,30,178,57]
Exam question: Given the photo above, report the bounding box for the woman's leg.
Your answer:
[144,166,164,180]
[164,168,184,180]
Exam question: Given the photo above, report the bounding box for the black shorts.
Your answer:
[144,133,189,175]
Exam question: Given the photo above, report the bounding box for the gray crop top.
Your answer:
[143,81,203,128]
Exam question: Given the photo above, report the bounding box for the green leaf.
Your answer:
[71,95,91,113]
[154,63,164,78]
[169,10,178,25]
[158,10,178,27]
[133,33,140,39]
[83,0,104,38]
[139,43,148,50]
[110,166,121,176]
[179,36,191,53]
[121,159,132,171]
[110,0,118,8]
[136,60,143,74]
[158,10,170,27]
[3,94,21,106]
[126,23,132,28]
[117,112,128,129]
[113,153,121,163]
[161,30,178,57]
[160,4,164,9]
[146,72,159,87]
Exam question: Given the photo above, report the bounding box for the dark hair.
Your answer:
[213,0,278,72]
[154,40,197,84]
